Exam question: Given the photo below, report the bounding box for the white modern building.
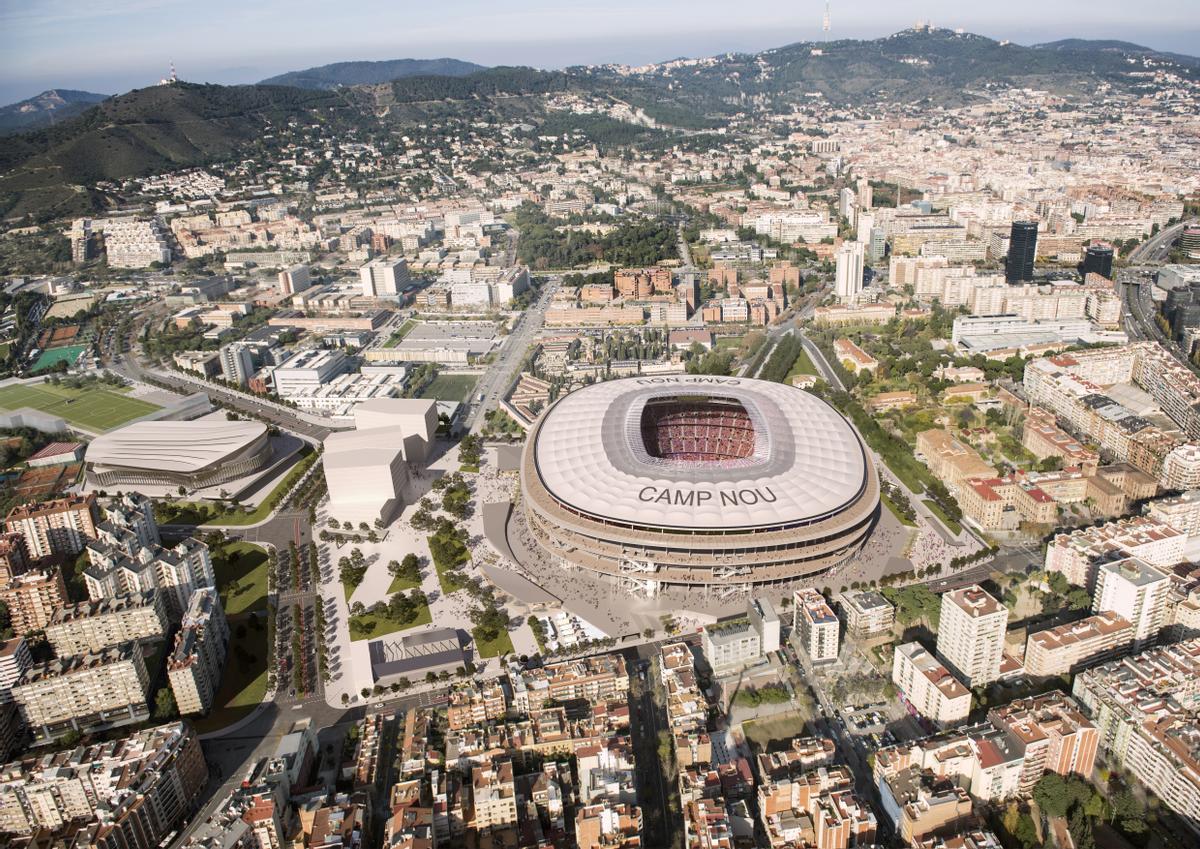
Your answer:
[793,588,839,663]
[271,349,350,397]
[702,597,782,674]
[1093,557,1169,647]
[749,597,780,654]
[935,585,1007,688]
[702,618,763,675]
[838,589,895,638]
[835,240,865,304]
[278,263,312,296]
[892,642,971,727]
[85,420,274,492]
[322,398,438,525]
[359,257,410,297]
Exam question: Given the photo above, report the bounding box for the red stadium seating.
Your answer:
[640,400,756,462]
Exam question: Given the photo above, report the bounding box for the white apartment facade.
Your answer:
[936,586,1007,688]
[1092,558,1169,647]
[892,642,971,727]
[793,588,840,663]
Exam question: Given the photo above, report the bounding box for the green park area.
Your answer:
[382,319,417,348]
[213,541,269,616]
[0,381,160,432]
[349,602,431,641]
[193,540,271,733]
[472,625,515,658]
[418,373,478,402]
[387,573,421,594]
[785,348,818,380]
[192,613,271,733]
[923,499,964,535]
[742,711,813,753]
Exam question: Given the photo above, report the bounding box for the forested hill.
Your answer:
[260,57,485,89]
[0,82,347,220]
[590,28,1200,109]
[2,28,1197,222]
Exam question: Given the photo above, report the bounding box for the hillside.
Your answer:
[595,28,1200,108]
[0,90,109,135]
[260,57,485,89]
[1033,38,1200,68]
[2,28,1197,222]
[0,82,347,221]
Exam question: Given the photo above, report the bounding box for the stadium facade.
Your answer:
[521,375,879,597]
[85,420,274,490]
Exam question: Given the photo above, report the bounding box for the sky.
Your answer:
[1,0,1197,104]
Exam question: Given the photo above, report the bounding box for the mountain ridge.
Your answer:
[2,28,1197,221]
[260,57,486,89]
[0,89,110,135]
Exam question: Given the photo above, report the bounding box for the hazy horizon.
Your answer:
[1,1,1198,104]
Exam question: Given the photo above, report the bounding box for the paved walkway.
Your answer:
[320,443,513,707]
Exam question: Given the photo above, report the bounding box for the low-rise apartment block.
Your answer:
[0,722,207,847]
[44,590,168,656]
[838,590,896,638]
[508,654,629,713]
[758,763,877,849]
[892,642,971,727]
[11,644,150,741]
[167,588,229,715]
[447,679,510,730]
[1024,611,1134,678]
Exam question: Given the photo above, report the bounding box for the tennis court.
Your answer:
[0,382,162,432]
[30,345,86,373]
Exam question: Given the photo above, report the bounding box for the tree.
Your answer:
[471,603,510,642]
[458,433,483,467]
[1068,807,1095,849]
[1034,773,1090,820]
[153,687,178,720]
[0,601,11,640]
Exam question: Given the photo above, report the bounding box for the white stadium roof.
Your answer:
[86,420,268,473]
[531,375,868,532]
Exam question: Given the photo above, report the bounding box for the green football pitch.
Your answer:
[0,383,162,432]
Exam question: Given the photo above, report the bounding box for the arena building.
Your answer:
[521,375,879,596]
[85,420,273,490]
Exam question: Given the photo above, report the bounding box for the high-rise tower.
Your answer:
[1006,220,1038,283]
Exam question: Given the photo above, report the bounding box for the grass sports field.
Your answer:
[0,382,161,432]
[418,373,478,402]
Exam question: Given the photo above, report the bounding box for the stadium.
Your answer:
[520,374,880,596]
[85,420,274,490]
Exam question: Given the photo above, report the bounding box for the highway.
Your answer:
[464,275,560,433]
[1118,217,1200,373]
